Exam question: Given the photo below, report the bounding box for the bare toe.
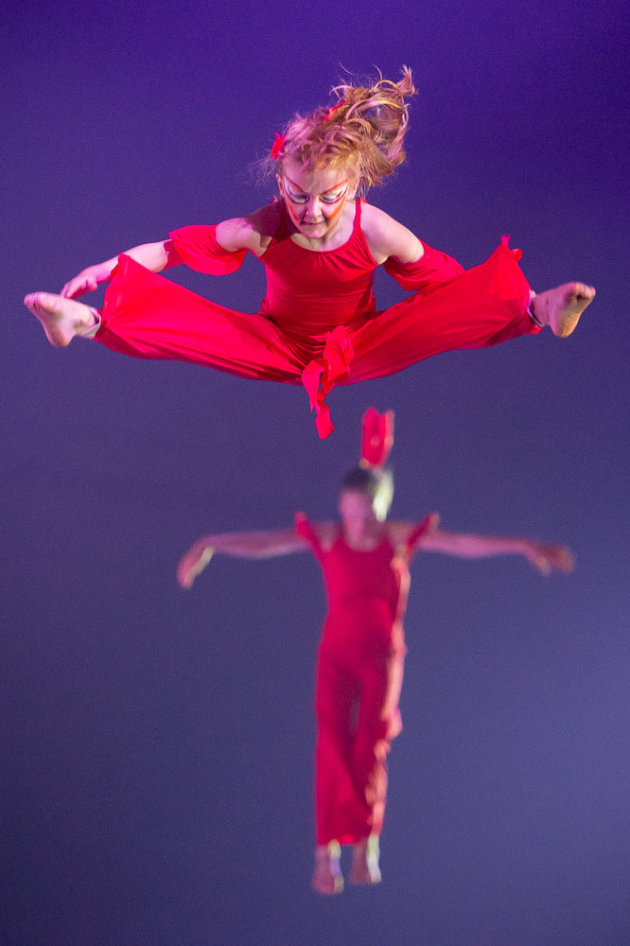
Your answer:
[532,282,595,338]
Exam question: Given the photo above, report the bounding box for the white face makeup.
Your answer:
[283,178,349,208]
[277,157,357,242]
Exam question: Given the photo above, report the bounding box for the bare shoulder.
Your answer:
[216,201,282,257]
[311,520,338,552]
[360,202,424,265]
[386,520,418,548]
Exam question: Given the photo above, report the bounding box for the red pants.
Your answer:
[96,239,537,437]
[314,636,406,845]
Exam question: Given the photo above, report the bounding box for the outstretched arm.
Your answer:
[61,239,182,299]
[418,528,574,576]
[60,206,271,299]
[177,528,310,589]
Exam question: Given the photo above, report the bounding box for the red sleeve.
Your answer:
[405,516,436,559]
[295,513,324,560]
[384,243,465,294]
[169,224,247,275]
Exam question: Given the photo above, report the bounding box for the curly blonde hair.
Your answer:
[263,67,417,192]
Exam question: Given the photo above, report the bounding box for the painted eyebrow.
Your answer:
[285,177,349,196]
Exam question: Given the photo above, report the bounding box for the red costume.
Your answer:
[96,199,539,437]
[296,514,430,845]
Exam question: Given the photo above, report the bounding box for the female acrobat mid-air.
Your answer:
[177,409,574,893]
[25,68,594,437]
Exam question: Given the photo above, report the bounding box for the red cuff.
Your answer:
[384,244,465,293]
[169,224,247,275]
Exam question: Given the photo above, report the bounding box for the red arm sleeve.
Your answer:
[405,515,438,560]
[384,243,465,294]
[169,224,247,275]
[295,512,324,561]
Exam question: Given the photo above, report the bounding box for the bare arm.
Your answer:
[417,528,575,576]
[61,239,182,298]
[61,203,278,299]
[177,528,310,589]
[360,203,424,265]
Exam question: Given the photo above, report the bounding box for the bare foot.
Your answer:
[530,283,596,338]
[312,842,344,895]
[24,292,98,347]
[349,835,381,885]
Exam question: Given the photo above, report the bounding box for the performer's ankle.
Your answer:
[79,308,102,339]
[527,292,544,328]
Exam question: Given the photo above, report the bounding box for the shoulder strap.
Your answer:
[294,513,324,559]
[405,515,436,558]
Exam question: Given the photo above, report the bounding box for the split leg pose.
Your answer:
[25,68,594,437]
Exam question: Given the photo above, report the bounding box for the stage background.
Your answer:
[3,1,629,943]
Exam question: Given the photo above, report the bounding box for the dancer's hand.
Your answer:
[177,541,215,589]
[523,542,574,575]
[61,262,114,299]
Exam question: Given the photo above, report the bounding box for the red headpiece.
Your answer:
[360,408,394,469]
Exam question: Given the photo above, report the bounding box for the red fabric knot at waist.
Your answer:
[301,326,355,438]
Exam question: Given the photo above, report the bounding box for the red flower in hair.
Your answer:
[271,132,286,159]
[323,100,345,121]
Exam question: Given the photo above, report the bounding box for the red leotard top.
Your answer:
[171,199,381,338]
[257,200,378,334]
[296,516,430,652]
[170,199,466,341]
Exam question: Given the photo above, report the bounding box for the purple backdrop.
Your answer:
[3,0,629,943]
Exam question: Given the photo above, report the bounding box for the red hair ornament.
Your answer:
[323,100,345,121]
[271,132,287,159]
[360,408,394,469]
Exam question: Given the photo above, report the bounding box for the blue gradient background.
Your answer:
[3,0,629,943]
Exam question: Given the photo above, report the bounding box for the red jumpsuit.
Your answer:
[296,515,428,846]
[96,199,539,437]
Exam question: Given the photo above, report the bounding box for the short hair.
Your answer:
[340,465,394,518]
